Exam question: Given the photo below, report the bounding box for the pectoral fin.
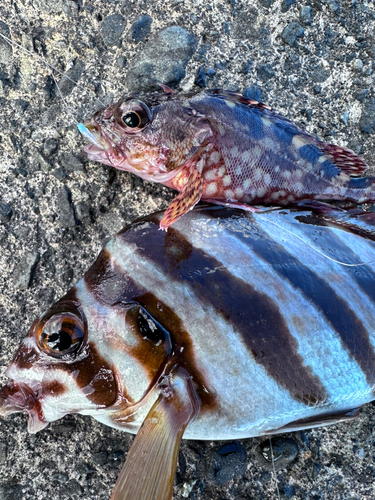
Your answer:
[160,168,204,230]
[111,368,200,500]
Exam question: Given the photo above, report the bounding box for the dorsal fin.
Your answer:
[320,143,368,177]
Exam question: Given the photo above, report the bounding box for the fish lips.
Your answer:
[0,380,48,433]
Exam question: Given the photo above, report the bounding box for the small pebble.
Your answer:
[244,84,263,101]
[117,55,127,68]
[352,58,363,71]
[131,15,152,43]
[102,14,126,47]
[256,63,275,81]
[0,202,12,222]
[281,0,296,13]
[281,22,304,47]
[43,137,59,156]
[354,89,369,102]
[300,5,315,25]
[195,67,207,88]
[256,437,299,471]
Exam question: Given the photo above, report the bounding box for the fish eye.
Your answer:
[118,100,151,133]
[122,111,142,128]
[37,313,85,359]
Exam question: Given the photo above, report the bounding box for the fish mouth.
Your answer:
[78,121,131,169]
[0,380,48,433]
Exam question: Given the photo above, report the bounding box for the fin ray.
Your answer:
[111,368,199,500]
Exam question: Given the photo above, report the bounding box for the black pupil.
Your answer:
[46,331,72,352]
[123,112,140,128]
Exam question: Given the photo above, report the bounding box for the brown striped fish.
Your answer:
[80,88,374,229]
[1,204,375,500]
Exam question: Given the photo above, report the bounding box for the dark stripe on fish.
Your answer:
[240,219,375,387]
[83,247,217,412]
[119,224,327,406]
[84,249,148,306]
[293,216,375,307]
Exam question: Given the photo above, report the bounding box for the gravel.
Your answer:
[1,1,375,499]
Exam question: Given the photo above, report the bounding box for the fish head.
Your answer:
[80,90,212,182]
[0,282,173,434]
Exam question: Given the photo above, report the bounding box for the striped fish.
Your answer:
[1,204,375,500]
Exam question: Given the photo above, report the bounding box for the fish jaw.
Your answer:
[0,379,49,433]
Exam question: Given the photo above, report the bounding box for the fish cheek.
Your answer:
[54,341,118,408]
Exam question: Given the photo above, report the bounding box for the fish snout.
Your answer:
[0,380,37,416]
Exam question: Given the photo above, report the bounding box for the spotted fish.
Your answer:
[1,204,375,500]
[80,88,373,229]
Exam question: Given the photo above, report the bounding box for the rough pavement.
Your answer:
[1,0,375,499]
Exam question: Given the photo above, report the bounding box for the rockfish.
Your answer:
[1,204,375,500]
[80,88,374,229]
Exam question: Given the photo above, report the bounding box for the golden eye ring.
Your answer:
[121,111,142,128]
[117,100,152,133]
[37,312,85,359]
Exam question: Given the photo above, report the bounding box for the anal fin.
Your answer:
[265,407,361,435]
[111,368,200,500]
[160,168,204,230]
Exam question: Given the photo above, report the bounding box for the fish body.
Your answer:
[2,205,375,498]
[81,89,374,228]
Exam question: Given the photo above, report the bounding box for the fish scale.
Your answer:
[80,89,375,229]
[1,205,375,500]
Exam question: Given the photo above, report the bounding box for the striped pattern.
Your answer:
[77,206,375,439]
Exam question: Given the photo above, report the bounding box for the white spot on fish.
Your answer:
[271,192,280,200]
[223,175,232,186]
[225,189,235,199]
[252,145,261,159]
[217,123,226,136]
[243,179,251,189]
[295,169,303,179]
[318,155,327,164]
[283,170,291,179]
[275,165,280,173]
[257,187,266,197]
[292,135,306,149]
[235,187,244,198]
[262,117,273,127]
[218,166,226,177]
[287,194,295,201]
[225,99,236,108]
[206,182,218,195]
[255,169,262,181]
[210,151,221,164]
[204,169,217,181]
[294,182,304,192]
[264,173,271,184]
[230,146,239,156]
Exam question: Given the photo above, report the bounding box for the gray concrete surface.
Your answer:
[1,0,375,499]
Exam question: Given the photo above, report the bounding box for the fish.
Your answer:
[80,88,375,229]
[1,203,375,500]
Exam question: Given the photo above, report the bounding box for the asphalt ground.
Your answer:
[1,1,375,499]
